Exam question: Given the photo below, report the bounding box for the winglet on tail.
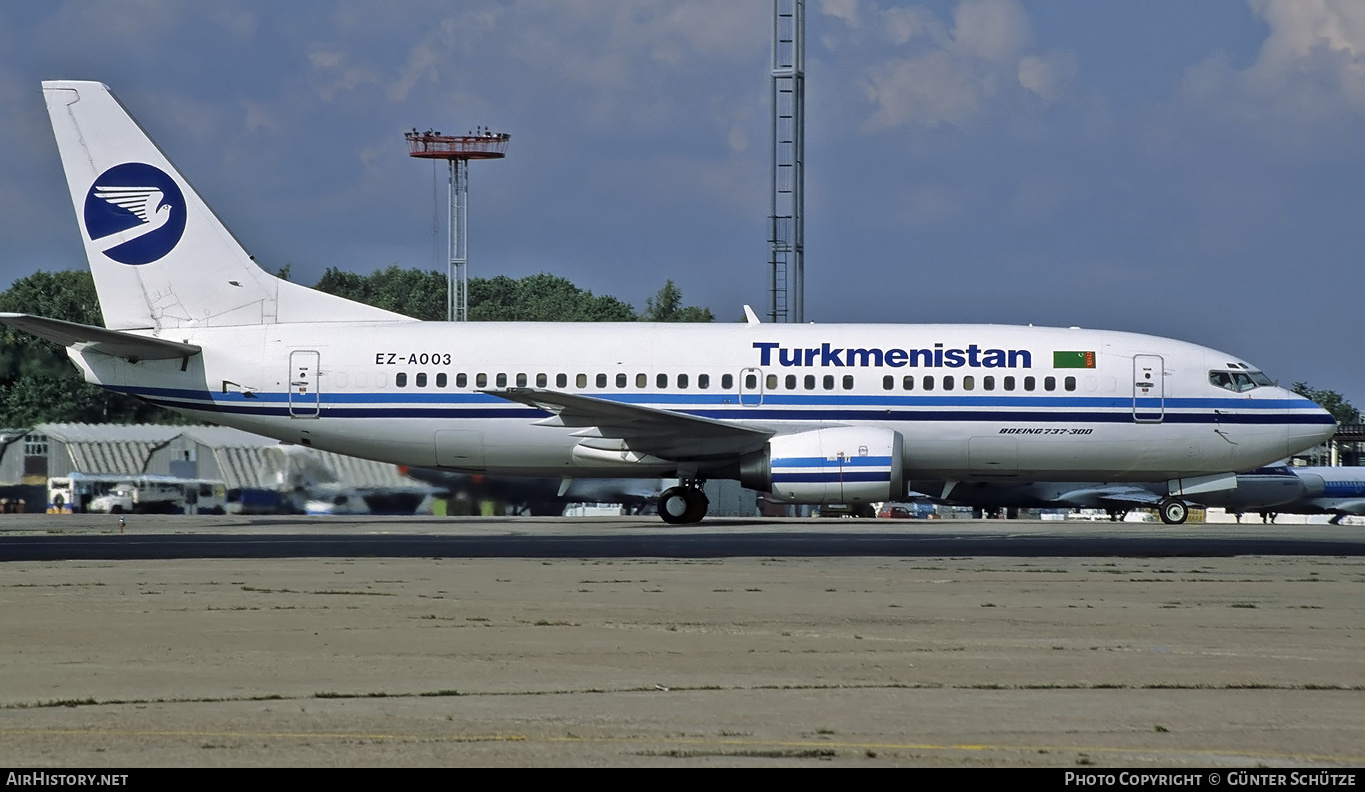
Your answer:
[42,81,407,330]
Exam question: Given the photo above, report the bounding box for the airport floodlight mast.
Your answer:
[405,127,510,321]
[770,0,804,324]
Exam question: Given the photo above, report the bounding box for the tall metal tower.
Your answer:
[770,0,805,323]
[405,128,510,321]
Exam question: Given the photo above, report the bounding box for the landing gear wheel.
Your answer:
[1159,498,1188,525]
[683,490,709,523]
[658,486,709,525]
[658,487,691,525]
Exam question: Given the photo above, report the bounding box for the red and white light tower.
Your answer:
[405,128,510,321]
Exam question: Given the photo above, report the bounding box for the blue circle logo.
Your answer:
[83,163,187,266]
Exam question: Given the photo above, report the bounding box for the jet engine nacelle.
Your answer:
[739,427,905,504]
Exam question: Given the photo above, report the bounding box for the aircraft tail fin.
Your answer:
[42,81,407,330]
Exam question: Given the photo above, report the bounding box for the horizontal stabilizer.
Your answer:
[0,312,200,361]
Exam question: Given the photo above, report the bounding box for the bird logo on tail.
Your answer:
[82,163,186,266]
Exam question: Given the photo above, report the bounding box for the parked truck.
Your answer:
[88,481,185,514]
[51,474,227,515]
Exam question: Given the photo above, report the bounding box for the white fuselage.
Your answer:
[70,320,1334,484]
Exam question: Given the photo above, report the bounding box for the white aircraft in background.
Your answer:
[915,464,1365,524]
[915,465,1311,523]
[1221,466,1365,524]
[0,81,1336,524]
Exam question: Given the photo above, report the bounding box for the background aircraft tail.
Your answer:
[42,81,406,330]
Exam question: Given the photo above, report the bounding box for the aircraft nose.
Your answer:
[1284,396,1336,457]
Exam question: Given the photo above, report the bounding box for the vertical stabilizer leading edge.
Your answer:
[41,80,407,331]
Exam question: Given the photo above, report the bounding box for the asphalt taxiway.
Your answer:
[0,515,1361,767]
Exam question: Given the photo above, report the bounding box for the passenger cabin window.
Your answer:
[516,373,527,387]
[745,374,757,389]
[823,375,834,390]
[984,376,995,391]
[496,373,507,388]
[721,374,733,390]
[556,373,567,388]
[766,374,778,390]
[962,375,974,391]
[1023,376,1035,391]
[456,373,467,388]
[804,375,815,390]
[678,373,689,389]
[616,373,627,388]
[1044,376,1056,392]
[537,373,547,388]
[576,373,587,388]
[476,373,488,388]
[1064,376,1076,392]
[698,374,710,389]
[883,375,893,390]
[923,375,935,391]
[596,373,607,388]
[416,373,427,387]
[636,373,647,388]
[842,375,854,390]
[903,376,914,391]
[657,373,668,388]
[787,375,797,390]
[436,373,447,388]
[1004,376,1015,391]
[396,373,408,387]
[943,375,954,391]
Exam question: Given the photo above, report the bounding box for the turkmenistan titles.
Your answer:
[753,342,1032,369]
[1053,350,1096,369]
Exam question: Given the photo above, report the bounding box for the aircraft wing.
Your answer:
[1052,485,1163,509]
[0,313,200,362]
[1316,498,1365,516]
[482,387,773,460]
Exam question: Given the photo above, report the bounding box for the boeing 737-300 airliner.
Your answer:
[0,82,1337,524]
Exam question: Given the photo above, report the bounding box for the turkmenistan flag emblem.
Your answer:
[1054,351,1095,369]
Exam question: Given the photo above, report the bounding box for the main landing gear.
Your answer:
[1158,497,1189,525]
[658,482,709,525]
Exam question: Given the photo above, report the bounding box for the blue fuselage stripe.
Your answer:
[115,386,1334,425]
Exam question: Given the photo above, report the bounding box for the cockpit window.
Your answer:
[1209,370,1273,393]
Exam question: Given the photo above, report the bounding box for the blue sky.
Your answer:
[3,1,1365,406]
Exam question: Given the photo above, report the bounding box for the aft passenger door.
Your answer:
[289,350,321,418]
[1132,354,1164,424]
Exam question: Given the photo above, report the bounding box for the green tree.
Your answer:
[642,280,714,322]
[468,273,637,321]
[0,270,183,425]
[314,265,447,320]
[1291,382,1359,425]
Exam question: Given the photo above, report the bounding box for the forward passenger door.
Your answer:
[1132,354,1164,424]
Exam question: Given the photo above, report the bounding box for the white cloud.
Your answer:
[882,6,942,47]
[949,0,1031,62]
[820,0,865,30]
[1184,0,1365,120]
[862,50,989,130]
[845,0,1072,129]
[1018,51,1075,104]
